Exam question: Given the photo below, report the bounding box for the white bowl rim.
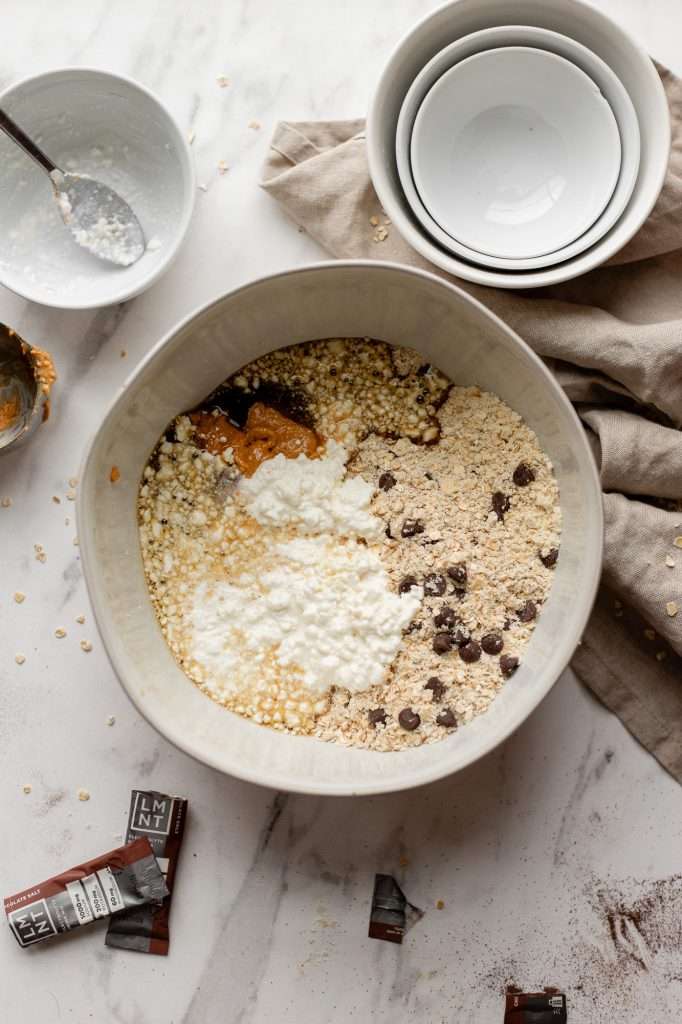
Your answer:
[396,26,641,270]
[409,44,622,260]
[0,65,196,310]
[367,0,670,289]
[77,259,604,796]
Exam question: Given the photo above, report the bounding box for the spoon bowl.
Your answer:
[0,324,54,454]
[51,171,146,267]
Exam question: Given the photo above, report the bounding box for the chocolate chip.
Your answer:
[540,547,559,568]
[503,618,512,631]
[432,632,453,655]
[518,600,537,623]
[436,708,457,728]
[398,708,421,731]
[401,518,425,538]
[399,575,419,594]
[459,640,482,663]
[491,492,511,521]
[368,708,387,727]
[424,573,447,597]
[434,605,457,629]
[513,462,535,487]
[403,620,422,635]
[378,472,396,492]
[447,563,467,586]
[481,632,504,655]
[424,676,446,701]
[385,523,393,539]
[500,655,519,678]
[453,627,471,648]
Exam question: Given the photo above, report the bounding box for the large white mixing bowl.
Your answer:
[78,262,602,795]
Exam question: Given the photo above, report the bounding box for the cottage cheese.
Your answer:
[238,440,383,540]
[190,536,421,698]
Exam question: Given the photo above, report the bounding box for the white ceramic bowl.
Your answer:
[0,68,195,309]
[368,0,670,289]
[411,46,621,260]
[396,25,641,270]
[78,262,603,796]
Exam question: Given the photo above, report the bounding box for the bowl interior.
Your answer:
[0,69,194,308]
[396,24,640,270]
[410,46,621,260]
[78,263,602,795]
[370,0,669,289]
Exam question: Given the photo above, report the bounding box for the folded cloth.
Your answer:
[260,65,682,783]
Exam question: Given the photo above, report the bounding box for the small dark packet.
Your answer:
[504,992,567,1023]
[105,790,187,956]
[5,837,167,948]
[368,873,424,944]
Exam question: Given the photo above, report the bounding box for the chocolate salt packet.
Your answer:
[504,991,567,1023]
[105,790,187,955]
[5,837,168,947]
[368,873,424,944]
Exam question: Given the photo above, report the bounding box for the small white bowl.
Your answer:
[396,25,640,271]
[367,0,670,289]
[0,68,195,309]
[411,47,621,261]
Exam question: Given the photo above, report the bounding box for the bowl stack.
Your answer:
[367,0,670,289]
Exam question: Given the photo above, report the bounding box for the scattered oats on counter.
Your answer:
[674,537,682,549]
[69,477,78,488]
[52,495,61,504]
[76,614,85,624]
[218,160,229,175]
[80,640,93,653]
[13,592,25,604]
[22,784,32,795]
[110,465,121,483]
[55,628,66,638]
[77,788,90,801]
[216,74,230,87]
[248,120,261,130]
[666,555,676,568]
[106,716,116,727]
[137,338,561,752]
[1,497,12,508]
[66,489,76,501]
[666,601,679,617]
[15,654,25,665]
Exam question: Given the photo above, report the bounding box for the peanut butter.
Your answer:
[0,392,20,431]
[190,402,322,476]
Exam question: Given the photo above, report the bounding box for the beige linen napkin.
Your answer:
[261,67,682,782]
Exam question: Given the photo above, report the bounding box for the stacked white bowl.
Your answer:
[367,0,670,289]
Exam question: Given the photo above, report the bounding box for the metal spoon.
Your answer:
[0,324,54,454]
[0,108,145,267]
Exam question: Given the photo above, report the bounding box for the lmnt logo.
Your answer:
[9,900,58,946]
[131,791,172,835]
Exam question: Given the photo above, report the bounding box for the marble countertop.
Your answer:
[1,2,681,1020]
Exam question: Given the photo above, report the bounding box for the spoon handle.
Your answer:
[0,108,57,175]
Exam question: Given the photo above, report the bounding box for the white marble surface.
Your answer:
[1,2,681,1020]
